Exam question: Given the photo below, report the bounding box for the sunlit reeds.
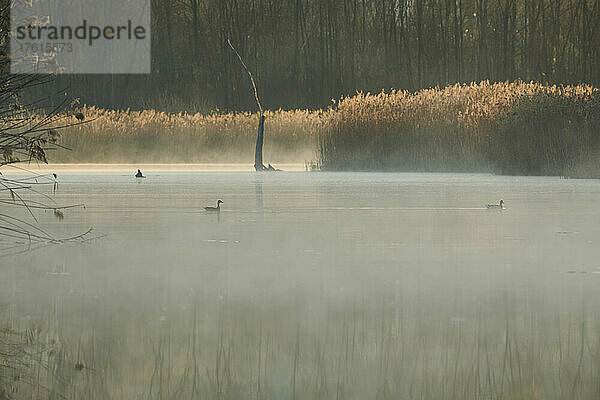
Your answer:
[318,81,600,176]
[319,82,600,175]
[52,81,600,177]
[53,107,319,164]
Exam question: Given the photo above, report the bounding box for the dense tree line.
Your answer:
[40,0,600,111]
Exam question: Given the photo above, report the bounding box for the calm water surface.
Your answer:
[2,170,600,399]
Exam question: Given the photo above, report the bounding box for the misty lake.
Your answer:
[2,167,600,399]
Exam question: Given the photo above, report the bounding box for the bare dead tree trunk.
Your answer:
[255,114,265,170]
[226,38,273,171]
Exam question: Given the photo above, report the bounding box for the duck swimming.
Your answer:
[205,200,223,212]
[486,200,504,209]
[135,169,145,178]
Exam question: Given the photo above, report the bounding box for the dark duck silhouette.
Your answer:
[135,169,145,178]
[205,200,223,212]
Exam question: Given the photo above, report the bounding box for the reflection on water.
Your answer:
[1,170,600,399]
[255,177,263,211]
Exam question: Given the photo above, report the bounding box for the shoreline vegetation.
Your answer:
[53,108,318,165]
[53,81,600,178]
[319,81,600,177]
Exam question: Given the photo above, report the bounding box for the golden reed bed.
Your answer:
[54,108,319,164]
[319,81,600,177]
[53,81,600,177]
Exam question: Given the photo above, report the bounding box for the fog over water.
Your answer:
[2,168,600,399]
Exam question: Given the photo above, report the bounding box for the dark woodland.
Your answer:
[27,0,600,112]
